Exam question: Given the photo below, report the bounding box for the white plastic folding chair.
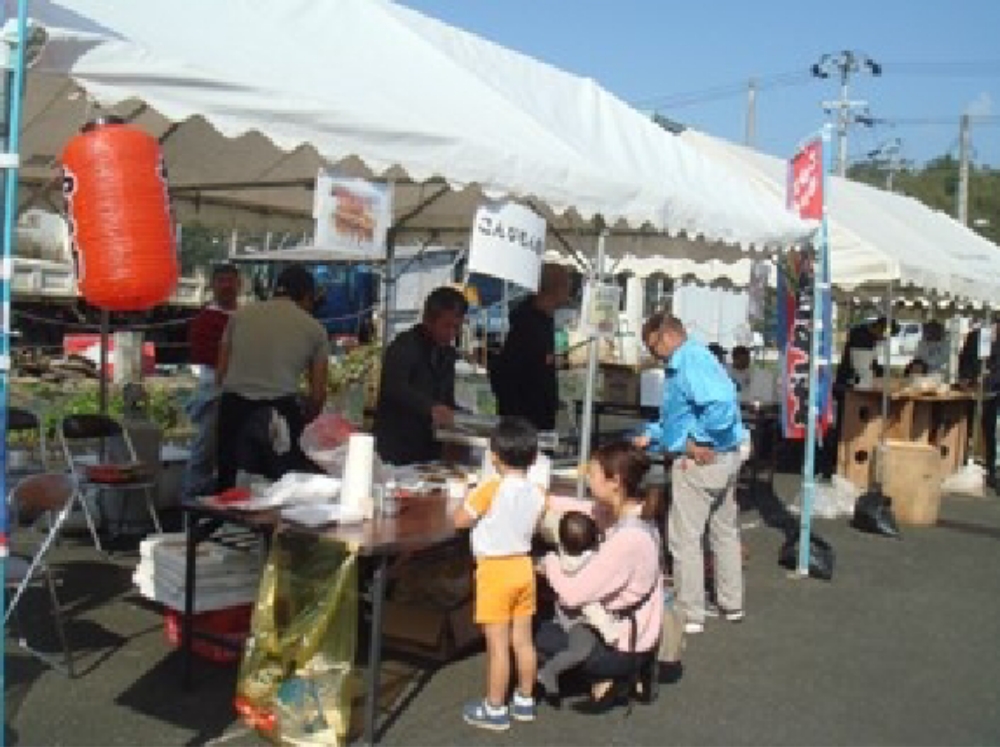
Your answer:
[5,472,78,677]
[58,413,162,553]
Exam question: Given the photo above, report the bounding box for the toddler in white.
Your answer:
[537,510,618,699]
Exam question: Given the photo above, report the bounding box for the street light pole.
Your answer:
[837,73,849,178]
[811,51,882,177]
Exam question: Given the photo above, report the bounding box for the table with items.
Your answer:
[181,480,465,746]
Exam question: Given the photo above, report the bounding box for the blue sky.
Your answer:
[399,0,1000,167]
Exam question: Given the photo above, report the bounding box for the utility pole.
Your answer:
[867,138,905,192]
[957,113,970,225]
[811,51,882,176]
[745,78,757,147]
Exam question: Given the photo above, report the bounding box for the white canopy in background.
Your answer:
[15,0,813,262]
[619,129,1000,306]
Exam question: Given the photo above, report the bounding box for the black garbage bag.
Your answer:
[851,489,900,538]
[778,529,835,581]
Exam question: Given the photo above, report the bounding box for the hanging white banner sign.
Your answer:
[580,281,622,338]
[313,170,393,258]
[467,201,545,291]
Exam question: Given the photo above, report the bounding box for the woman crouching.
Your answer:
[537,441,664,712]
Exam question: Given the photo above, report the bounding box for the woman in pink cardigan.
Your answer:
[538,441,665,713]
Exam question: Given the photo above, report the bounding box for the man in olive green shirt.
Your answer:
[216,265,330,490]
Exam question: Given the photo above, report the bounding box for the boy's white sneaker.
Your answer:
[684,621,704,635]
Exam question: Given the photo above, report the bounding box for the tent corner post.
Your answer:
[576,227,609,499]
[796,128,831,577]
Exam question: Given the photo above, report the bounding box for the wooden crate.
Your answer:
[837,390,883,490]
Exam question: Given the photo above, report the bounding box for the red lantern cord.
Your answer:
[62,121,179,311]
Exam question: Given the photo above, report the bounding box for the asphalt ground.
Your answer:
[6,474,1000,746]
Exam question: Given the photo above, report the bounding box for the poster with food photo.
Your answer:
[313,170,393,257]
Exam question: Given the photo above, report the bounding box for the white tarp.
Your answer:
[630,130,1000,305]
[15,0,813,260]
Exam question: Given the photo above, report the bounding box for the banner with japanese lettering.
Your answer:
[778,137,832,440]
[788,138,823,220]
[467,201,546,291]
[776,251,831,440]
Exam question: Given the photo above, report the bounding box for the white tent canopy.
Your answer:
[17,0,813,261]
[623,130,1000,305]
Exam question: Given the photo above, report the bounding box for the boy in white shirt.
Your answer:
[453,418,546,731]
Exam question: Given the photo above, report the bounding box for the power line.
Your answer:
[864,115,1000,126]
[632,70,811,109]
[879,60,1000,77]
[632,59,1000,111]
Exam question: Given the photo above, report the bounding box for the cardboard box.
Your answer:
[382,598,480,662]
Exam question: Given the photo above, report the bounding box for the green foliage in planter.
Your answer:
[9,379,194,446]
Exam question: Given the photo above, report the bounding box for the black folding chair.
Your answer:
[59,413,162,553]
[5,472,78,677]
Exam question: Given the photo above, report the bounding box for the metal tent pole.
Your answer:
[1,7,29,716]
[99,309,110,415]
[797,124,832,576]
[576,227,607,498]
[874,281,894,491]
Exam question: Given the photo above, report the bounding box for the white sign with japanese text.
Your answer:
[467,201,546,290]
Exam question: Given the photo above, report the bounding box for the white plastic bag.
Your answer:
[831,474,862,516]
[941,463,985,497]
[792,477,858,520]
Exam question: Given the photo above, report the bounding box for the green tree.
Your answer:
[178,222,229,274]
[848,155,1000,245]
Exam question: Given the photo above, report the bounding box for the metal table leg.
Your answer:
[182,514,198,691]
[363,555,389,746]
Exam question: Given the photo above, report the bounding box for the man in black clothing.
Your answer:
[489,264,572,431]
[373,286,469,465]
[958,316,1000,487]
[821,316,892,479]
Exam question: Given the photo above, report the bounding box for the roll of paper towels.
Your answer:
[341,434,375,519]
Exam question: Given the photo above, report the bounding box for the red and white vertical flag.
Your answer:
[788,139,824,220]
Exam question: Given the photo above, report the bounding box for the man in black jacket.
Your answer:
[373,286,468,465]
[821,316,892,479]
[489,264,571,431]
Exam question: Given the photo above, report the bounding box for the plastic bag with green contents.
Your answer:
[235,531,358,746]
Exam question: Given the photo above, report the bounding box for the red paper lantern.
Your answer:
[61,117,179,311]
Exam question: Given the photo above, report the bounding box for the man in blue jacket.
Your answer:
[634,313,747,635]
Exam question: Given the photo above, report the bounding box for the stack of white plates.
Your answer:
[133,533,261,613]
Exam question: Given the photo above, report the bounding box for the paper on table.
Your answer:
[264,473,341,505]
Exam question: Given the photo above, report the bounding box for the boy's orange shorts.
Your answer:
[474,555,535,624]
